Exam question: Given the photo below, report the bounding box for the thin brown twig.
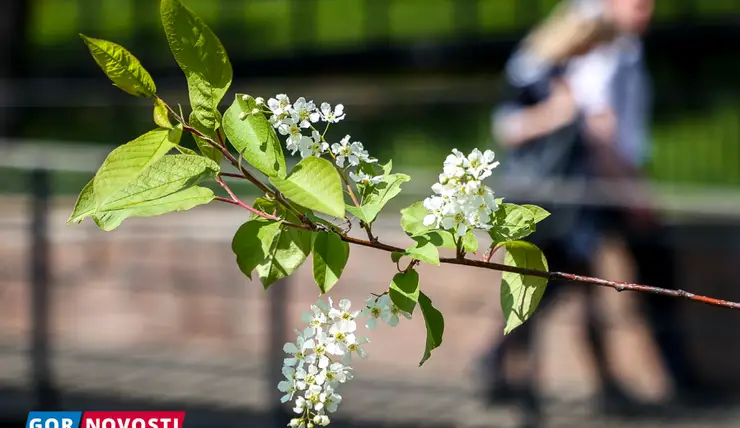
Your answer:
[323,226,740,311]
[215,176,279,221]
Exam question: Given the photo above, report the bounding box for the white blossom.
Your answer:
[293,396,308,414]
[349,170,382,186]
[283,329,315,367]
[268,94,291,115]
[278,117,305,152]
[342,336,369,364]
[305,330,331,369]
[278,366,298,402]
[319,102,345,123]
[296,363,326,389]
[290,97,318,128]
[281,293,412,426]
[331,135,373,168]
[422,148,501,237]
[328,299,360,330]
[299,130,329,158]
[288,418,304,428]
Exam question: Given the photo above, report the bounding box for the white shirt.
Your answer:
[564,35,652,167]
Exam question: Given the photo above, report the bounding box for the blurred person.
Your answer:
[479,0,700,421]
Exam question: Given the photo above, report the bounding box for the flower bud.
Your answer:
[241,94,249,102]
[238,111,248,120]
[255,96,265,105]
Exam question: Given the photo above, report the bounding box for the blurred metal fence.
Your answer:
[3,144,740,428]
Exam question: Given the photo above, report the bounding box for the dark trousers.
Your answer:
[483,219,698,393]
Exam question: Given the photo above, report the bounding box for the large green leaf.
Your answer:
[93,126,182,205]
[99,154,219,211]
[255,224,313,289]
[312,231,350,294]
[91,186,214,231]
[270,157,344,218]
[488,203,536,244]
[232,219,283,280]
[389,270,420,314]
[500,241,549,334]
[223,94,286,178]
[418,291,444,366]
[161,0,232,132]
[80,34,156,98]
[69,177,214,230]
[400,201,434,236]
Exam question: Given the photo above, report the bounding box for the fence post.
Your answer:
[29,168,58,410]
[268,278,290,427]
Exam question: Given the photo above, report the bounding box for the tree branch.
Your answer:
[162,102,740,312]
[306,218,740,311]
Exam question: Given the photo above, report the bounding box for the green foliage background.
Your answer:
[10,0,740,193]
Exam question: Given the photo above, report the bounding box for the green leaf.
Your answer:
[500,241,549,335]
[400,201,434,236]
[255,224,312,289]
[405,235,440,266]
[488,203,536,244]
[389,270,420,314]
[427,230,458,249]
[418,291,444,366]
[69,175,214,231]
[349,171,410,224]
[80,34,156,98]
[232,219,283,280]
[270,157,344,218]
[312,231,350,294]
[67,178,96,224]
[223,94,286,178]
[160,0,232,132]
[93,126,182,205]
[91,186,214,231]
[175,145,199,156]
[190,111,224,164]
[522,204,551,223]
[462,231,479,253]
[153,98,172,129]
[391,252,404,263]
[98,154,219,211]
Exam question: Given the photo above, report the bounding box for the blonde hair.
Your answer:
[521,0,618,64]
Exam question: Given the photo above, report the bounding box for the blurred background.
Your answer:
[1,0,740,427]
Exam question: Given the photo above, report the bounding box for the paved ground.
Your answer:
[1,197,739,427]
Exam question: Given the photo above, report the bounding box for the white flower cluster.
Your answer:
[281,296,410,427]
[422,148,501,236]
[260,94,382,185]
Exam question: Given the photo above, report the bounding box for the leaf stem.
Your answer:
[215,175,279,221]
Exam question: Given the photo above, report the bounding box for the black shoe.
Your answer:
[597,383,656,418]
